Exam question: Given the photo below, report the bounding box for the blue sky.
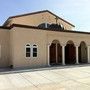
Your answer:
[0,0,90,31]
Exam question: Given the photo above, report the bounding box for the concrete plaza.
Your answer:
[0,65,90,90]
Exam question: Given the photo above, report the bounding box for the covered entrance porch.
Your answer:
[47,40,89,66]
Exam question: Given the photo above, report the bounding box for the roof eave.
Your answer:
[10,24,90,35]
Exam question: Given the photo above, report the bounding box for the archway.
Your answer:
[65,40,76,64]
[78,41,87,63]
[50,40,62,65]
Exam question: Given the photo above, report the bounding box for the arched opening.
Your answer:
[50,40,62,65]
[65,40,76,64]
[49,24,64,30]
[38,23,50,28]
[78,41,87,63]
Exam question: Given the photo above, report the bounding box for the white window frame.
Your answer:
[32,44,38,58]
[25,44,38,58]
[61,24,64,29]
[25,44,31,58]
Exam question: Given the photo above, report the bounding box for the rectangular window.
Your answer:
[26,47,31,57]
[33,48,37,57]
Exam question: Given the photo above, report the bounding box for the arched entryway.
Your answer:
[65,40,76,64]
[78,41,87,63]
[50,40,62,65]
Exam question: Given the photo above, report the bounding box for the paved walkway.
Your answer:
[0,65,90,90]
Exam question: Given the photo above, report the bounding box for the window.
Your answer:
[61,24,64,30]
[38,23,50,28]
[26,44,31,57]
[25,44,37,58]
[32,45,37,57]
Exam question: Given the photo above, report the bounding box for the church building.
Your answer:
[0,10,90,68]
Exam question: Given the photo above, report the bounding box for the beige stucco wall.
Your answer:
[9,27,90,68]
[0,27,89,68]
[47,31,90,46]
[0,29,10,68]
[7,12,74,30]
[10,27,48,68]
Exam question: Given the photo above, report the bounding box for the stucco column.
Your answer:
[87,46,90,63]
[76,45,79,64]
[56,43,58,63]
[62,45,65,65]
[48,44,51,66]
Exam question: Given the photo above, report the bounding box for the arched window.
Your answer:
[38,23,50,28]
[48,23,64,30]
[26,44,31,57]
[61,24,64,30]
[32,45,37,57]
[25,44,38,58]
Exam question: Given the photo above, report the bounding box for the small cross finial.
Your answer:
[55,16,58,24]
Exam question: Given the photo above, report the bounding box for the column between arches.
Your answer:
[61,43,66,65]
[87,46,90,63]
[47,43,51,66]
[75,45,79,64]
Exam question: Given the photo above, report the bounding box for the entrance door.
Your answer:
[57,44,62,64]
[65,44,76,64]
[50,43,56,64]
[79,41,87,63]
[50,42,62,65]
